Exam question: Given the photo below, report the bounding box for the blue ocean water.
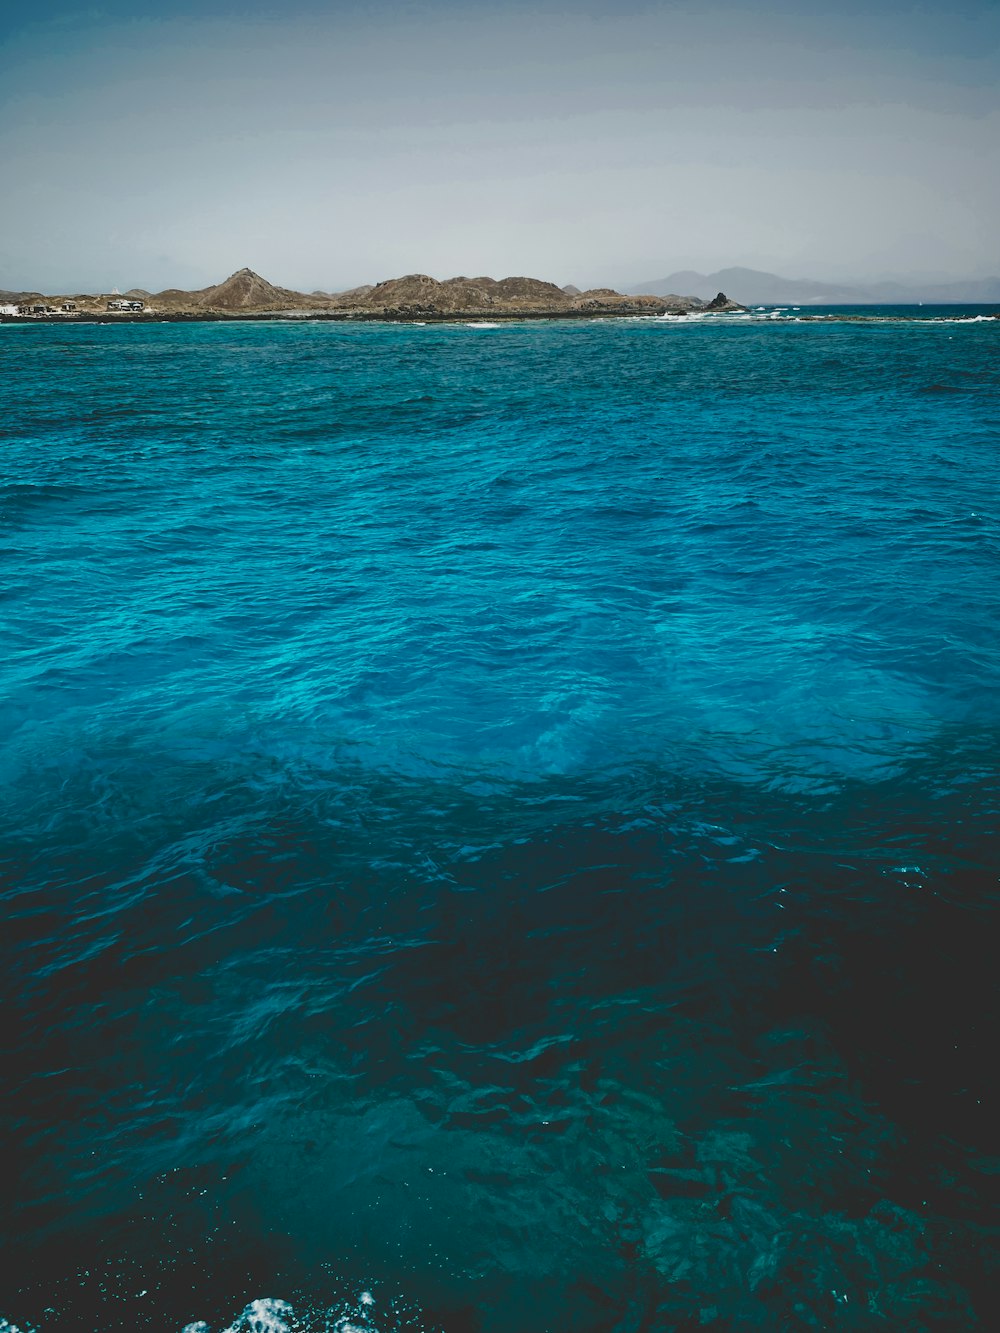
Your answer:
[1,310,997,1332]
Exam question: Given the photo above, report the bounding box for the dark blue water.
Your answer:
[1,311,997,1332]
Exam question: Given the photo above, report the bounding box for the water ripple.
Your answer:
[1,318,997,1330]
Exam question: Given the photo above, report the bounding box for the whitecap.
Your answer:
[177,1289,385,1333]
[222,1299,294,1333]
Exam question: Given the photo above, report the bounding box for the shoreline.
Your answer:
[3,307,998,326]
[0,269,744,323]
[0,307,699,326]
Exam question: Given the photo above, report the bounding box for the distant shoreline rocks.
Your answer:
[0,267,747,323]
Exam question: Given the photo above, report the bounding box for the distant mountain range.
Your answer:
[628,267,1000,305]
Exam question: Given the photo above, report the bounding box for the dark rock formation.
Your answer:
[704,291,745,311]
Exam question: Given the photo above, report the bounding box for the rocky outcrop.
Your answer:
[573,291,684,315]
[704,291,744,312]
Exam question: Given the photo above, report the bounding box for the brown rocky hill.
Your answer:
[492,276,569,302]
[348,274,466,309]
[332,284,375,302]
[341,274,576,313]
[200,268,310,309]
[155,268,320,310]
[330,273,692,317]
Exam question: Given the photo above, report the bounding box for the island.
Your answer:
[0,269,745,322]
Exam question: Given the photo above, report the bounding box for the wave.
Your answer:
[3,1288,423,1333]
[652,308,999,326]
[181,1291,385,1333]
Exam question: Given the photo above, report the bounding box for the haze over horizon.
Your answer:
[1,0,997,293]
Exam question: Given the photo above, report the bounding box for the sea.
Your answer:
[1,307,997,1332]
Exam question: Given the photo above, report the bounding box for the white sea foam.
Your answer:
[464,321,501,328]
[649,307,998,328]
[177,1289,386,1333]
[2,1289,390,1333]
[225,1300,294,1333]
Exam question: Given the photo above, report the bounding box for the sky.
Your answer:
[1,0,998,292]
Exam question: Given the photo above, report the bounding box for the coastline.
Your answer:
[0,267,746,325]
[5,270,998,328]
[0,308,679,325]
[0,305,702,325]
[3,306,998,325]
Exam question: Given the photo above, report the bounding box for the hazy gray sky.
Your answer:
[2,1,997,291]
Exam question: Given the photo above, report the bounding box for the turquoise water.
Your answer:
[1,312,997,1331]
